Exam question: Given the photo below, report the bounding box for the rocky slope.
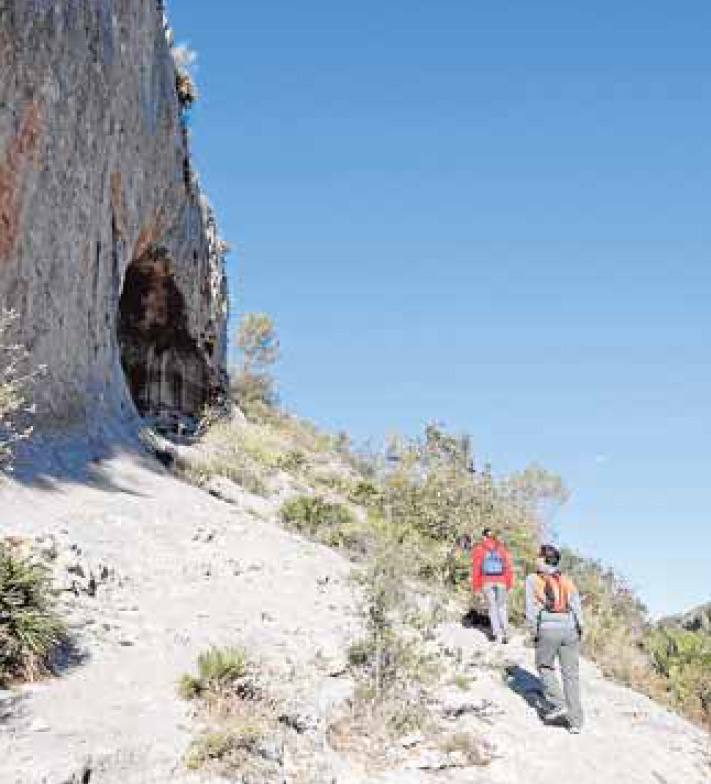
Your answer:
[0,432,708,784]
[0,0,228,424]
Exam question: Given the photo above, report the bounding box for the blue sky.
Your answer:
[169,1,710,617]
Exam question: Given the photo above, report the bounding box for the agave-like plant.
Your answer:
[0,544,67,683]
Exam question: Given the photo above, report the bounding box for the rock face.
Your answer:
[0,0,228,423]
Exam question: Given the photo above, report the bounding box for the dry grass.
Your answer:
[439,731,494,766]
[179,646,282,776]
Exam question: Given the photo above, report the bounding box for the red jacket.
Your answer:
[471,537,514,591]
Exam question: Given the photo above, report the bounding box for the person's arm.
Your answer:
[524,575,539,633]
[569,589,584,638]
[471,545,483,592]
[503,546,514,591]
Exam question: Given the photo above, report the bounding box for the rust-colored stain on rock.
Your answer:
[0,102,42,261]
[110,170,127,236]
[133,209,168,262]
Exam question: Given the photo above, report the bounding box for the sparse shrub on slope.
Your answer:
[281,495,355,533]
[280,495,373,554]
[0,543,66,684]
[179,646,281,778]
[341,538,438,742]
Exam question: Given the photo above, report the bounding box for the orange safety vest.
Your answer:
[533,572,577,614]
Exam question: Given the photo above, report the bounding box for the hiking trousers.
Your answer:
[482,583,509,640]
[535,626,584,729]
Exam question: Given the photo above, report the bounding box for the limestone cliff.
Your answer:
[0,0,228,425]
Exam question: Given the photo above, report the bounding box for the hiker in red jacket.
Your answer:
[471,528,514,643]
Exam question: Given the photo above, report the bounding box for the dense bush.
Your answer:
[0,543,66,683]
[281,495,352,534]
[644,627,711,727]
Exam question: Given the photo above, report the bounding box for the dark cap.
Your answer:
[539,544,561,566]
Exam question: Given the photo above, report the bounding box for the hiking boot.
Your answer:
[502,634,510,644]
[568,726,582,735]
[543,706,568,723]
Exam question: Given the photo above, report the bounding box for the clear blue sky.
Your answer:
[169,1,710,617]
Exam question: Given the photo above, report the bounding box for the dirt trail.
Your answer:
[0,447,708,783]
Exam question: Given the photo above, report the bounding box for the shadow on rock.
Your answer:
[50,635,90,678]
[504,664,557,721]
[461,606,492,637]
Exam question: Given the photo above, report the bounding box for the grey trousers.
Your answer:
[535,626,584,729]
[482,584,509,640]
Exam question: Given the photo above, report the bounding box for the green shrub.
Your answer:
[644,628,711,726]
[0,544,66,683]
[185,726,262,771]
[179,646,249,701]
[348,480,383,508]
[275,449,307,473]
[280,495,355,536]
[452,674,473,691]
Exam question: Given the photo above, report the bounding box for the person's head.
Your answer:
[455,533,472,551]
[537,544,561,571]
[481,527,495,540]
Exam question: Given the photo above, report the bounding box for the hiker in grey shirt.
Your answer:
[525,544,585,733]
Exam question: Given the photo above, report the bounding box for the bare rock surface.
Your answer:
[0,437,360,783]
[0,0,228,422]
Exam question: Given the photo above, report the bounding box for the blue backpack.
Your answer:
[481,546,505,576]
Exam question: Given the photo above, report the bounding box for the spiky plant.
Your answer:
[179,646,250,701]
[0,544,66,683]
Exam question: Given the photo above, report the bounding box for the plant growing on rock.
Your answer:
[171,43,198,109]
[0,309,39,469]
[0,542,67,684]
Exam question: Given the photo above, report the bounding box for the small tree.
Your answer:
[231,313,280,410]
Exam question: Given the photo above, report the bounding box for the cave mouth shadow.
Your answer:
[117,245,214,428]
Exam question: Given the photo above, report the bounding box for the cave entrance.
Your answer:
[117,247,210,422]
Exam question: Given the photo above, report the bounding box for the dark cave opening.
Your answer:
[117,247,210,419]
